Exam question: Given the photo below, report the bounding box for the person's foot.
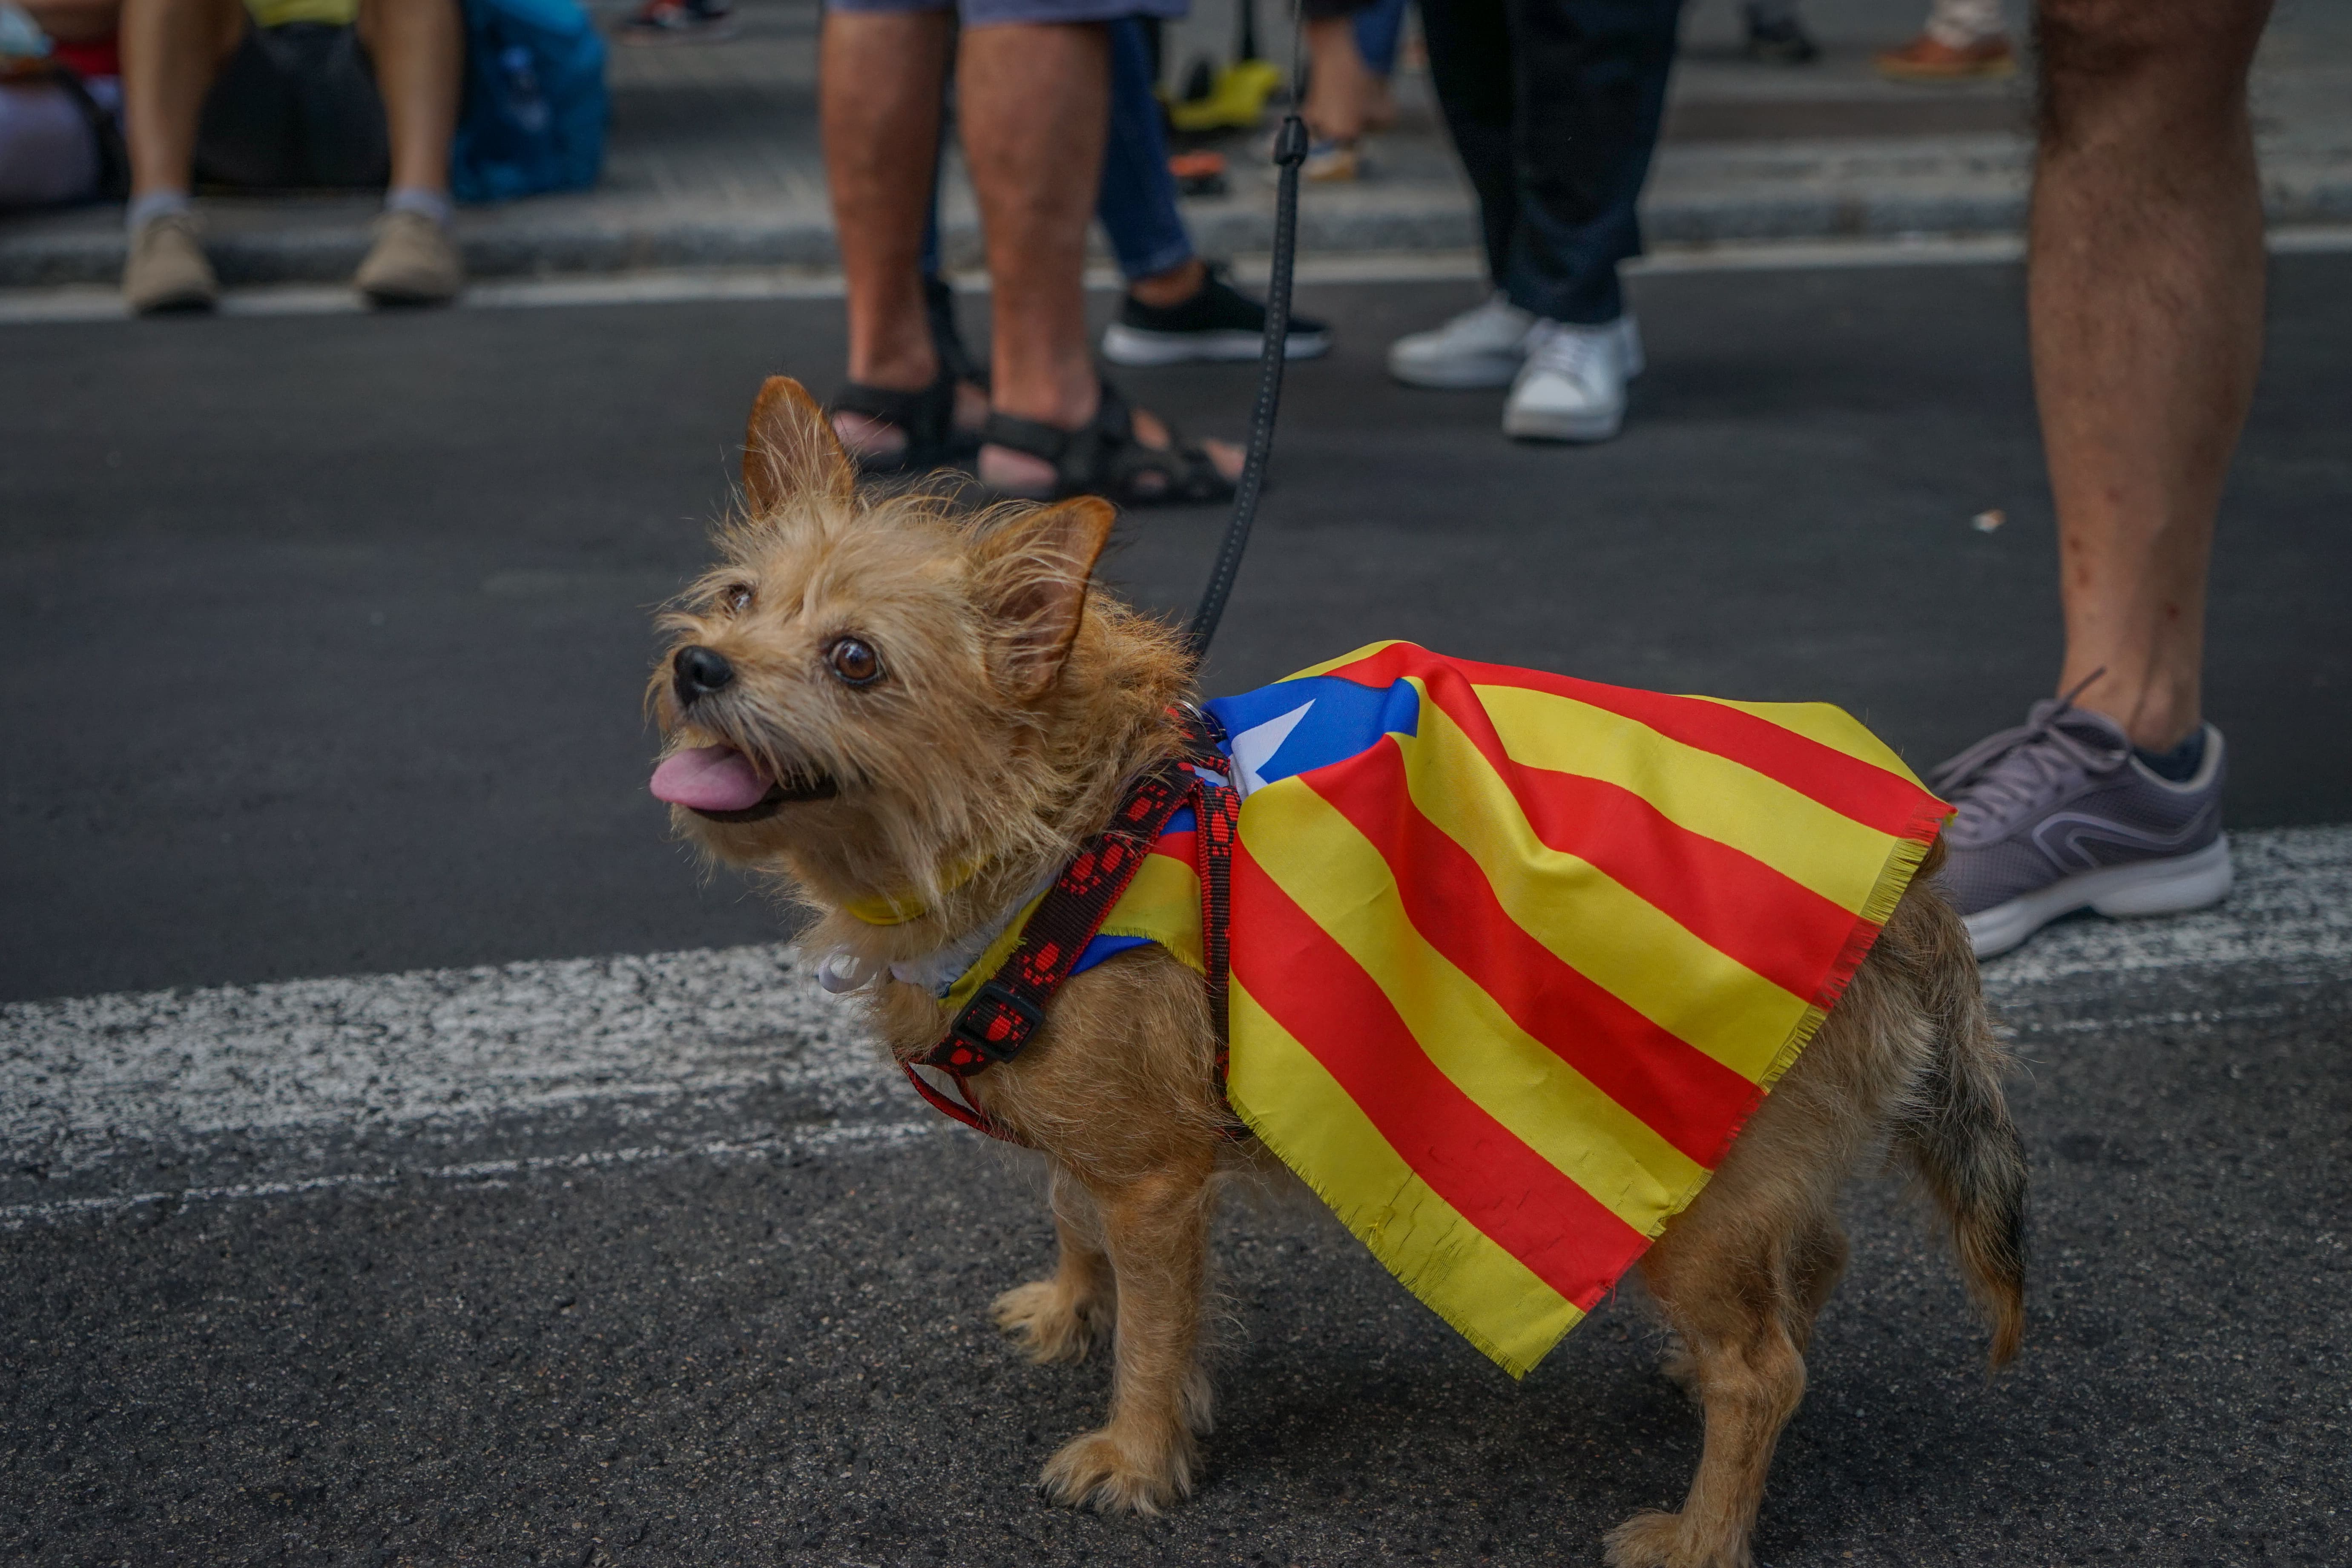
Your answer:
[617,0,738,45]
[354,211,464,306]
[978,396,1243,503]
[122,212,218,316]
[1501,316,1643,443]
[1928,697,2231,959]
[1302,137,1362,182]
[1100,262,1332,366]
[1386,293,1536,389]
[1742,10,1820,63]
[1873,32,2016,80]
[829,376,989,470]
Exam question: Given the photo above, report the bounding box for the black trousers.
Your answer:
[192,23,390,192]
[1419,0,1684,324]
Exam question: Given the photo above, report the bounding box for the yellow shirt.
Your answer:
[246,0,362,29]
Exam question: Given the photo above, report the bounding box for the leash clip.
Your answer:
[1272,112,1310,169]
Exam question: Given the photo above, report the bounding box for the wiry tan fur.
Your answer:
[652,378,2030,1566]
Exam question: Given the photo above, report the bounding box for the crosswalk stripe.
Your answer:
[2,945,880,1180]
[4,826,2345,1221]
[0,1121,938,1230]
[1976,825,2352,986]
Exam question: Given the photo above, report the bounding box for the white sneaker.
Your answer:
[1386,293,1536,388]
[1502,316,1643,442]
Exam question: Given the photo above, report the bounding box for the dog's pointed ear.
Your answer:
[742,376,856,513]
[979,497,1118,699]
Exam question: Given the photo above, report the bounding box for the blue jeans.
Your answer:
[922,17,1193,285]
[1353,0,1411,76]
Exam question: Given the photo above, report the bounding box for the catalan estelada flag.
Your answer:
[1195,643,1950,1376]
[928,642,1948,1376]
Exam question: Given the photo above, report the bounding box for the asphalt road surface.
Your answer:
[5,258,2349,1567]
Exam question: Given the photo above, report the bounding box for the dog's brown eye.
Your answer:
[826,636,884,687]
[721,583,754,614]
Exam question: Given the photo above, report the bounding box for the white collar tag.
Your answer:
[816,866,1059,1000]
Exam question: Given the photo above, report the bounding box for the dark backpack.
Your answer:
[451,0,607,204]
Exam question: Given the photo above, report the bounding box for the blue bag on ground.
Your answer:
[450,0,606,204]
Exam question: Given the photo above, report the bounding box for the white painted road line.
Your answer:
[1979,826,2352,987]
[4,826,2344,1203]
[2,945,885,1176]
[0,1120,940,1230]
[6,227,2349,325]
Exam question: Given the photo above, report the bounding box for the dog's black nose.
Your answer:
[673,645,735,703]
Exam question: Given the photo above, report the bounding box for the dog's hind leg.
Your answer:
[1038,1152,1218,1515]
[1608,1237,1806,1568]
[994,1161,1116,1364]
[1607,1162,1825,1568]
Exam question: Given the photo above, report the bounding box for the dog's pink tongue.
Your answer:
[651,746,772,811]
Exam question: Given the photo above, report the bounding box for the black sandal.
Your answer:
[979,382,1238,507]
[826,370,968,477]
[826,277,992,478]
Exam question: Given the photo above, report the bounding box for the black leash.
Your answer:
[1185,7,1310,658]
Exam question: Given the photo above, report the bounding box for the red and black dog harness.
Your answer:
[902,710,1241,1144]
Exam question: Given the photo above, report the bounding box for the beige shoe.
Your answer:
[353,210,464,305]
[122,213,219,315]
[1303,138,1362,183]
[1874,32,2017,80]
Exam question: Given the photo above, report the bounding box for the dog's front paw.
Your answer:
[992,1278,1107,1364]
[1604,1509,1752,1568]
[1039,1427,1196,1517]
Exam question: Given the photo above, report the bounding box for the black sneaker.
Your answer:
[1100,263,1333,366]
[617,0,737,46]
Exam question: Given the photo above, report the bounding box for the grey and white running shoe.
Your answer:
[1928,696,2232,959]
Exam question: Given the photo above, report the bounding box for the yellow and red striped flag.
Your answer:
[1203,643,1949,1376]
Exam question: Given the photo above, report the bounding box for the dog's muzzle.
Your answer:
[673,645,735,707]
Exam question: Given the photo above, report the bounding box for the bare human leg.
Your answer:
[1129,256,1208,310]
[959,23,1241,497]
[118,0,247,199]
[958,20,1109,492]
[1303,14,1374,145]
[819,6,954,459]
[116,0,244,309]
[2030,0,2272,752]
[356,0,464,195]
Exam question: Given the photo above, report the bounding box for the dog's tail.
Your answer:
[1892,844,2028,1367]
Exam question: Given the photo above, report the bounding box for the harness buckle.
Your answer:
[948,980,1044,1064]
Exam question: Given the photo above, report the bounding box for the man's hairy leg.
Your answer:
[822,6,953,413]
[959,23,1240,496]
[119,0,247,197]
[2029,0,2271,750]
[960,20,1110,492]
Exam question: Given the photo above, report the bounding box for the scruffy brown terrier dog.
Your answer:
[649,379,2028,1568]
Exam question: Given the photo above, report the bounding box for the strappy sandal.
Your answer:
[826,370,968,477]
[825,278,989,478]
[979,382,1238,507]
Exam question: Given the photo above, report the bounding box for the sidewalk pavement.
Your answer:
[4,0,2349,293]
